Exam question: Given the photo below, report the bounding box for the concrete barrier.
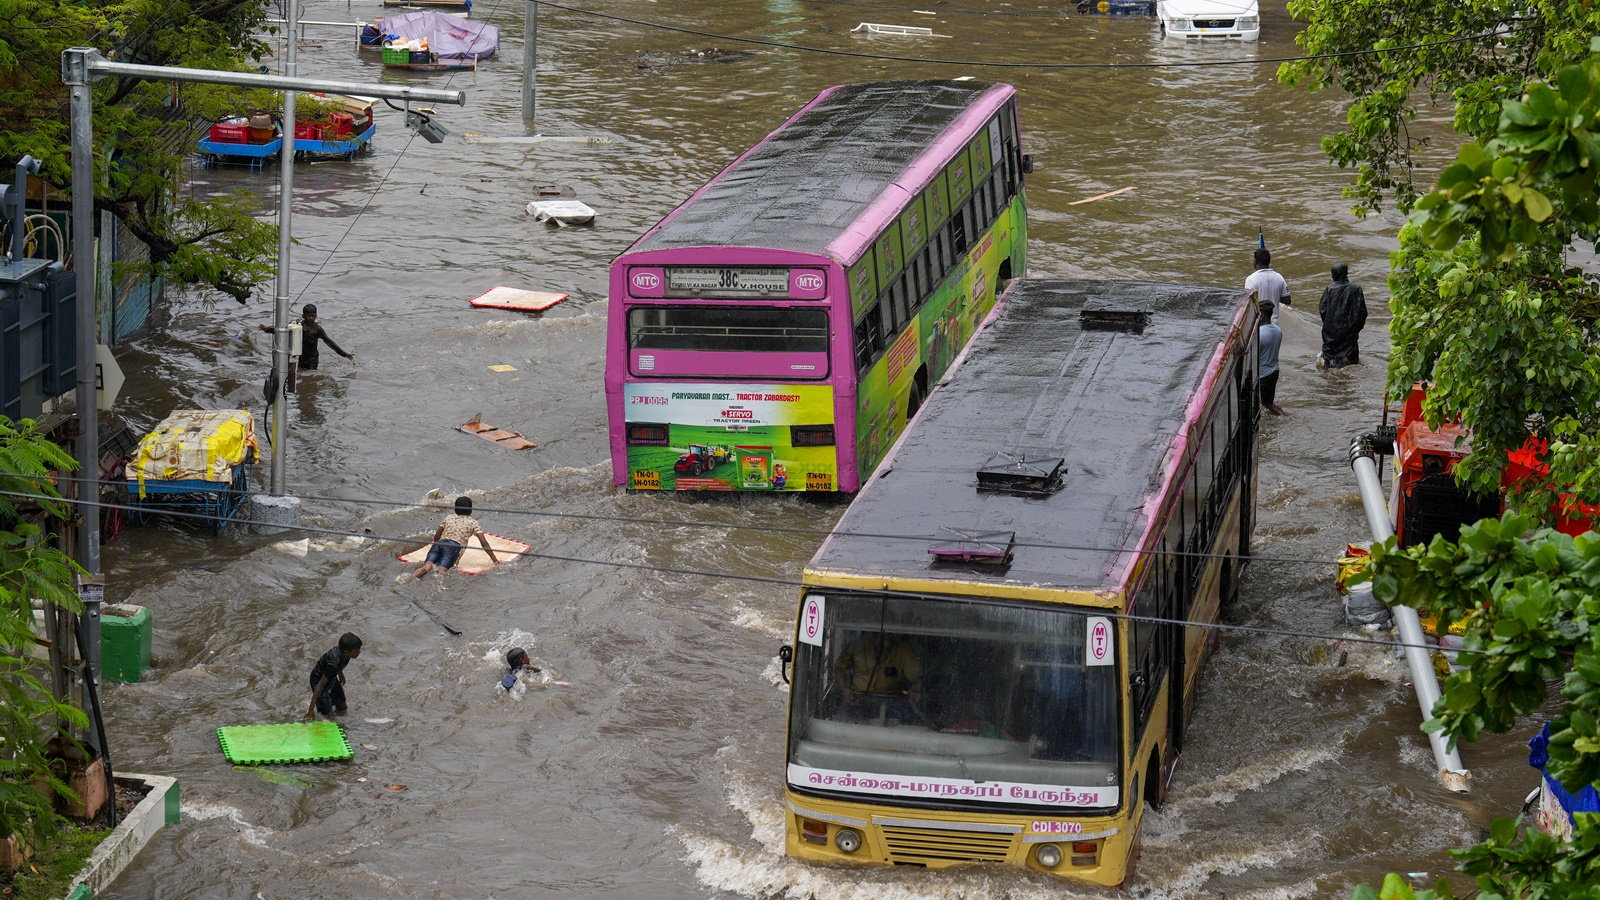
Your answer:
[66,772,179,898]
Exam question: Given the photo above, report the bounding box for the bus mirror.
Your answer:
[779,644,793,684]
[1022,154,1034,175]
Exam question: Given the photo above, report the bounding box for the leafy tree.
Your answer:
[0,0,282,303]
[1285,5,1600,517]
[1359,516,1600,899]
[1280,0,1600,218]
[1285,6,1600,897]
[0,417,87,853]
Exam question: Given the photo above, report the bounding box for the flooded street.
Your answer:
[96,1,1547,897]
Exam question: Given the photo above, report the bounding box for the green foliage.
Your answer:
[0,417,86,853]
[1,822,110,898]
[0,0,280,303]
[1281,0,1600,218]
[1363,515,1600,896]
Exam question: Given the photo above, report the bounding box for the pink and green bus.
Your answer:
[606,80,1029,492]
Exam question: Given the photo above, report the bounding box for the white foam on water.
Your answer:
[731,602,792,639]
[181,800,274,847]
[1166,743,1344,813]
[1128,836,1320,899]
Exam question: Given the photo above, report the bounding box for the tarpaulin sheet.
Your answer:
[132,409,259,497]
[376,10,499,60]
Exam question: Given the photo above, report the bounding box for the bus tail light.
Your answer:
[791,425,835,446]
[628,424,669,445]
[1071,841,1099,866]
[799,818,827,845]
[834,828,862,853]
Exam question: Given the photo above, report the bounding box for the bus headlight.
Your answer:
[1035,843,1063,868]
[835,828,863,853]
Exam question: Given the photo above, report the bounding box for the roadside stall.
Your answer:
[126,410,259,533]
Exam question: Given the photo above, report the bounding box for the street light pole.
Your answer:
[522,0,537,126]
[269,0,301,496]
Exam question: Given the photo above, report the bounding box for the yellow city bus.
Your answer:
[779,279,1259,885]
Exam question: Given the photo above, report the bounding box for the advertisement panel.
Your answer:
[854,201,1021,479]
[624,383,837,491]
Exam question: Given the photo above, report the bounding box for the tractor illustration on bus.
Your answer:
[673,444,731,476]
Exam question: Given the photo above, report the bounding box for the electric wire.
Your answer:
[0,483,1465,656]
[285,0,510,309]
[533,0,1507,70]
[11,466,1362,568]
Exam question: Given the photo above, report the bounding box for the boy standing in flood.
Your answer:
[259,303,354,371]
[304,632,362,721]
[413,496,499,578]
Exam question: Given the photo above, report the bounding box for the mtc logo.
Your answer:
[632,272,660,290]
[794,273,823,291]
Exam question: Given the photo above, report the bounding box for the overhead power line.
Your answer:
[0,483,1447,657]
[14,467,1357,568]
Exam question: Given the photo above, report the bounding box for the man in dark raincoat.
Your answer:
[1318,263,1367,369]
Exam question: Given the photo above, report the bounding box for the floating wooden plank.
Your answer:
[457,413,536,450]
[1068,186,1135,205]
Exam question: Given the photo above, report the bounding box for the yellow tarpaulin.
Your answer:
[132,410,259,498]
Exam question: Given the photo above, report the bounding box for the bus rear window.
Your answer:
[628,307,829,353]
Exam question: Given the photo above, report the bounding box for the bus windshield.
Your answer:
[788,591,1121,810]
[628,307,829,353]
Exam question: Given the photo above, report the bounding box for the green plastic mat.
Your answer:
[217,722,353,765]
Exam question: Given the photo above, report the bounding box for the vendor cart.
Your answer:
[126,410,260,534]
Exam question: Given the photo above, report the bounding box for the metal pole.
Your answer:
[64,54,103,754]
[522,0,537,126]
[71,50,467,106]
[1350,437,1470,791]
[270,0,300,495]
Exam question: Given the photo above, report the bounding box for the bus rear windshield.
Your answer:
[628,307,829,353]
[788,592,1120,810]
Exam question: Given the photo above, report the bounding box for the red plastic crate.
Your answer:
[208,123,249,144]
[294,122,322,141]
[327,112,354,137]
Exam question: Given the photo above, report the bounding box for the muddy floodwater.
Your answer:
[96,1,1548,897]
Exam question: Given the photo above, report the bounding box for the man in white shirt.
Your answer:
[1244,248,1291,324]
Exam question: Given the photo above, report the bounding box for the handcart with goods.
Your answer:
[198,113,283,170]
[293,94,379,161]
[126,410,259,534]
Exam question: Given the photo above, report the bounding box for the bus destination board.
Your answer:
[666,266,790,298]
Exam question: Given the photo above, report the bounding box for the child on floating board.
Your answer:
[412,496,498,577]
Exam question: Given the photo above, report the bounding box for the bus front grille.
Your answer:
[879,826,1014,864]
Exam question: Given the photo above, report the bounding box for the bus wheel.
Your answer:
[1144,756,1164,810]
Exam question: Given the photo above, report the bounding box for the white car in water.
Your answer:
[1157,0,1260,40]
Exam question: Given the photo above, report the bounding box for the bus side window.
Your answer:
[889,278,910,334]
[917,248,933,310]
[908,251,926,312]
[855,316,874,375]
[936,228,953,282]
[878,291,896,347]
[951,209,970,257]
